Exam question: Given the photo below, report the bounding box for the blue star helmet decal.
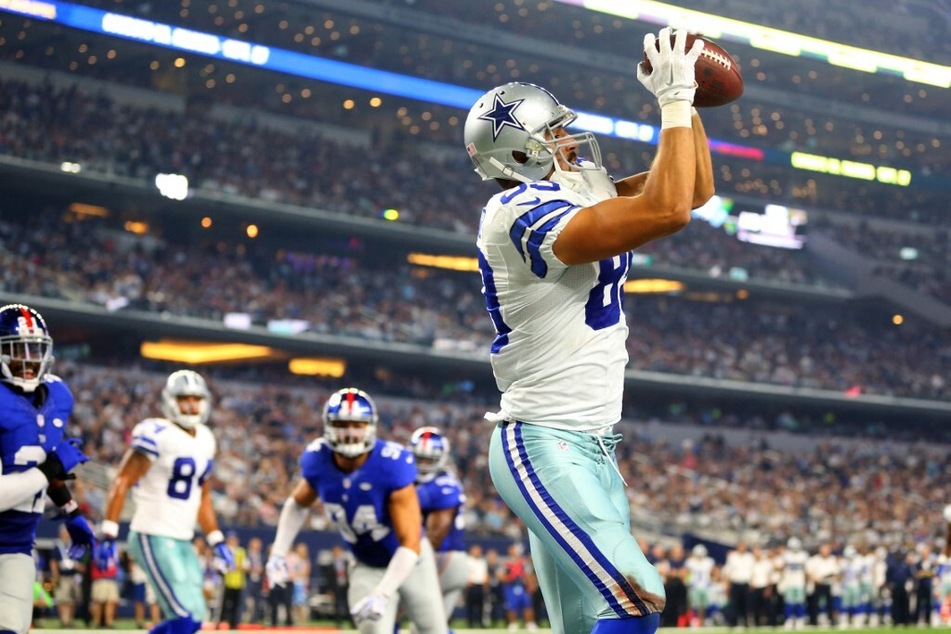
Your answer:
[478,93,525,141]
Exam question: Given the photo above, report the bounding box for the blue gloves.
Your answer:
[207,531,235,571]
[38,438,89,482]
[94,535,117,571]
[63,513,96,559]
[214,541,236,571]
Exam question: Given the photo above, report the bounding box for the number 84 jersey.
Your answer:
[128,418,216,540]
[477,178,631,429]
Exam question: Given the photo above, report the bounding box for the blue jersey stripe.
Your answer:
[502,422,650,617]
[524,209,574,278]
[478,250,511,353]
[131,443,159,457]
[508,200,576,275]
[137,533,191,618]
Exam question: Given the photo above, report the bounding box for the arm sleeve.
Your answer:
[501,190,580,279]
[0,466,49,512]
[271,497,310,557]
[374,546,420,598]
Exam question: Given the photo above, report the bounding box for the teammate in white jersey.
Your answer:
[685,544,715,626]
[464,27,713,634]
[780,538,809,630]
[94,370,234,634]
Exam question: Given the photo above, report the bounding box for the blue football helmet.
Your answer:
[409,426,450,482]
[323,388,378,458]
[0,304,54,393]
[161,370,211,429]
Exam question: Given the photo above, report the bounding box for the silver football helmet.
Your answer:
[161,369,211,429]
[464,82,602,184]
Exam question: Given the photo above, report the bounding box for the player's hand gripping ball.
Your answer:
[641,32,744,107]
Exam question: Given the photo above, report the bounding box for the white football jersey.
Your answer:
[128,417,217,540]
[477,168,629,429]
[782,550,809,588]
[687,555,716,589]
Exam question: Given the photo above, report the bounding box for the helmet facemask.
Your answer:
[465,82,604,185]
[410,426,449,483]
[322,388,379,458]
[0,336,53,393]
[324,420,377,459]
[161,370,211,429]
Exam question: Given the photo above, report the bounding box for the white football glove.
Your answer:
[943,504,951,523]
[350,592,388,625]
[265,555,290,587]
[637,27,704,108]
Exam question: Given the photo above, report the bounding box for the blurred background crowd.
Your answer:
[1,0,949,627]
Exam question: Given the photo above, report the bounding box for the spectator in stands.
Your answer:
[465,544,490,628]
[218,531,249,629]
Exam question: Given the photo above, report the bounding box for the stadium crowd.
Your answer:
[0,47,947,226]
[26,362,951,627]
[53,362,948,552]
[3,206,948,399]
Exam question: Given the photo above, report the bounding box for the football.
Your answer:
[642,33,744,108]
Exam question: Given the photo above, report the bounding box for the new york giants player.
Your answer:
[94,369,234,634]
[463,27,714,634]
[0,304,94,634]
[410,426,469,626]
[266,388,447,634]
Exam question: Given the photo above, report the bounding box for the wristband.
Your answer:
[661,101,692,129]
[207,529,225,547]
[100,519,120,539]
[60,499,80,516]
[47,482,73,507]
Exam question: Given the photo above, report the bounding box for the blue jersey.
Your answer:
[416,470,466,553]
[300,438,417,568]
[0,376,74,554]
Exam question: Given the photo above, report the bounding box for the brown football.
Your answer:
[641,33,744,108]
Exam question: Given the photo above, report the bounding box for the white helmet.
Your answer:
[692,544,708,557]
[464,82,602,184]
[787,537,803,551]
[323,388,378,459]
[161,370,211,429]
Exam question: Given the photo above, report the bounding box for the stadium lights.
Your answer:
[0,0,919,187]
[155,172,189,200]
[623,279,685,294]
[288,357,347,377]
[68,202,109,217]
[558,0,951,88]
[407,253,480,272]
[141,339,282,363]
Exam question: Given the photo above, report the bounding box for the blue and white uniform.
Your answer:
[125,417,216,623]
[417,469,468,619]
[0,376,73,634]
[478,171,664,634]
[300,437,446,634]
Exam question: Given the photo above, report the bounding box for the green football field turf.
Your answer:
[32,624,931,634]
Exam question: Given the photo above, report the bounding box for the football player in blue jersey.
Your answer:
[410,426,469,627]
[94,369,234,634]
[0,303,95,634]
[464,28,714,634]
[266,388,447,634]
